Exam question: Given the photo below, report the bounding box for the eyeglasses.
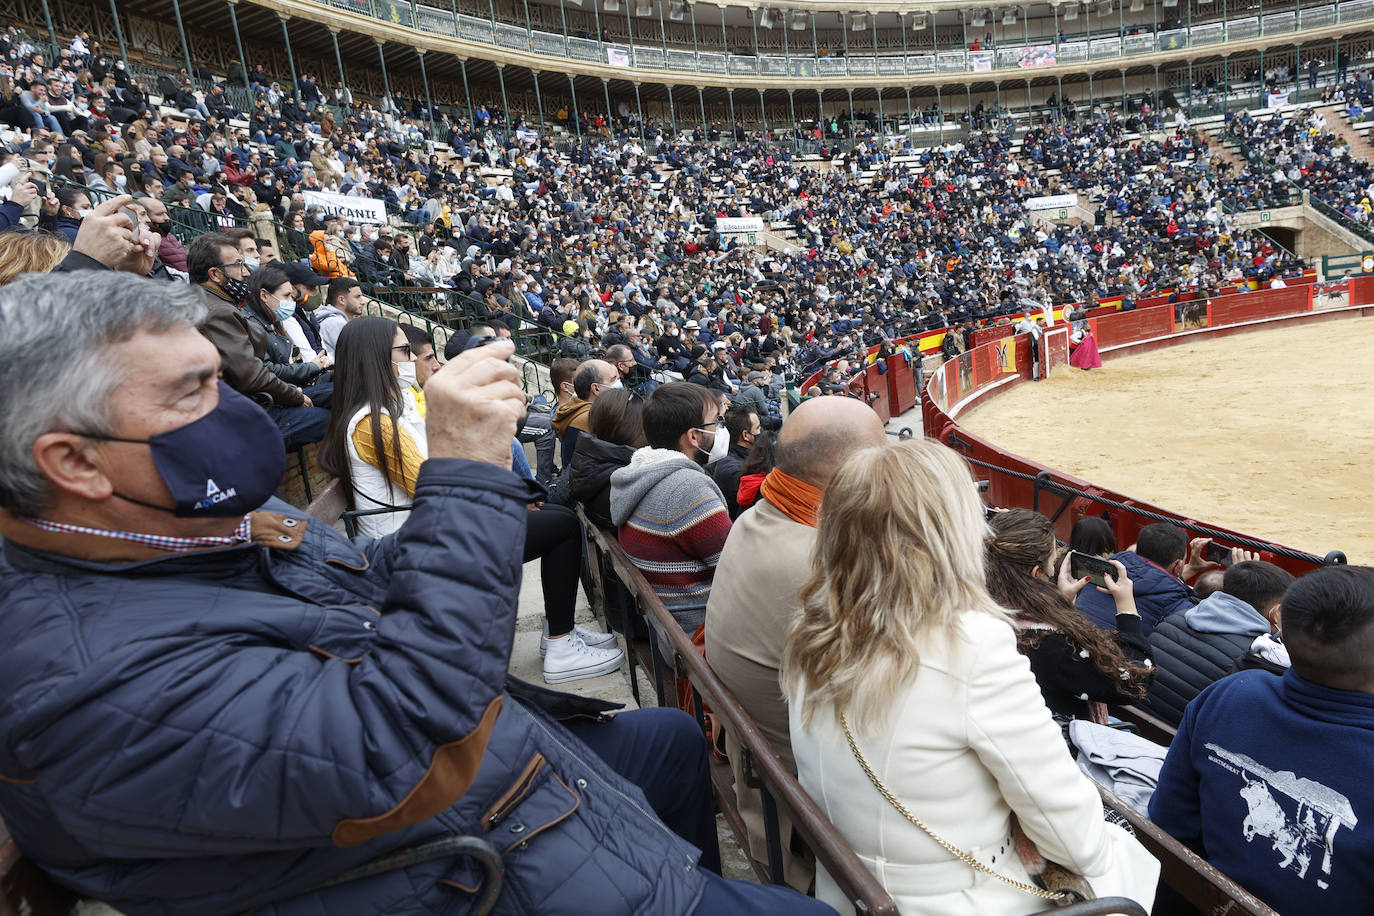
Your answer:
[217,260,247,271]
[392,344,413,357]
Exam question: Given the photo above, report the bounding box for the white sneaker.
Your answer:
[540,621,619,657]
[542,632,626,685]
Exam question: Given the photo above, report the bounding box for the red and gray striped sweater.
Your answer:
[610,448,733,633]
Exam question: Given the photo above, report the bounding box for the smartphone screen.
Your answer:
[1072,551,1118,589]
[1203,541,1234,567]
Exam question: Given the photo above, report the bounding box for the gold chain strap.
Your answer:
[839,714,1072,905]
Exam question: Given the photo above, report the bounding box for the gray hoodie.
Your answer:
[1182,591,1268,637]
[316,304,349,357]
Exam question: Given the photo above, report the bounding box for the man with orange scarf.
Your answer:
[704,396,887,889]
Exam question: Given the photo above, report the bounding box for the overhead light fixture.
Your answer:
[1162,0,1179,6]
[1097,0,1113,14]
[603,0,619,12]
[791,9,809,29]
[910,11,928,29]
[1062,3,1078,20]
[669,0,685,19]
[850,12,868,29]
[759,7,776,28]
[1129,0,1144,9]
[1002,7,1018,25]
[634,0,651,15]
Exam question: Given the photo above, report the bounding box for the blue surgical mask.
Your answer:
[82,382,286,517]
[273,298,296,321]
[244,257,261,271]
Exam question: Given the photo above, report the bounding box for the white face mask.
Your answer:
[395,360,417,387]
[76,207,93,218]
[244,257,260,271]
[608,378,623,390]
[698,424,729,465]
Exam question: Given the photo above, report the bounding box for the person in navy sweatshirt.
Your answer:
[1150,565,1374,914]
[1077,522,1218,635]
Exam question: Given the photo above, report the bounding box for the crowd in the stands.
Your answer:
[0,14,1371,916]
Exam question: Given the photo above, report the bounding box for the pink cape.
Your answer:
[1069,332,1103,370]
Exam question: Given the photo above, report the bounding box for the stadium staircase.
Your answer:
[1319,103,1374,161]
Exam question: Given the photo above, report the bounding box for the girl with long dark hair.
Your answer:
[985,509,1154,721]
[318,316,422,537]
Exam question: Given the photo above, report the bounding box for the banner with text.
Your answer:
[303,189,388,225]
[1025,193,1079,211]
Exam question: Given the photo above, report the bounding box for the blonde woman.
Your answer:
[783,439,1158,916]
[0,231,69,286]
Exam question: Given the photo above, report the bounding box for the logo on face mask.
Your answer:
[195,478,239,510]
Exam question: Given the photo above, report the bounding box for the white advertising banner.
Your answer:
[303,189,388,225]
[717,217,765,234]
[1025,193,1079,211]
[606,46,630,67]
[1267,90,1291,109]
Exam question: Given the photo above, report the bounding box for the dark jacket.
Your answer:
[711,444,749,520]
[1018,613,1153,720]
[569,435,636,532]
[1150,670,1374,916]
[1142,592,1269,726]
[244,306,322,387]
[196,284,306,407]
[1077,550,1196,636]
[0,461,709,915]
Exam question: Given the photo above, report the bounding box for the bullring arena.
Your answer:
[958,315,1374,563]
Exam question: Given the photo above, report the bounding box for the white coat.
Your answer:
[788,610,1159,915]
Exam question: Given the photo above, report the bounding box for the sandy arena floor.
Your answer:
[959,316,1374,564]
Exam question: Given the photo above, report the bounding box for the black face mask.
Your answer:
[218,274,249,303]
[152,219,172,236]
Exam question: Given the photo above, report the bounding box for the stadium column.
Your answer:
[108,0,129,69]
[846,88,854,139]
[1120,69,1126,111]
[758,88,768,145]
[496,64,511,139]
[522,0,534,43]
[876,86,884,135]
[633,81,644,142]
[279,16,299,100]
[1152,66,1159,107]
[689,2,700,67]
[459,56,474,126]
[37,0,55,52]
[591,0,602,54]
[417,49,436,137]
[227,0,250,91]
[376,41,393,105]
[169,0,193,77]
[556,0,569,55]
[569,75,582,137]
[936,84,942,140]
[666,84,677,134]
[624,0,636,64]
[727,87,736,136]
[602,77,612,125]
[787,88,797,152]
[532,70,545,131]
[697,86,706,134]
[329,29,349,109]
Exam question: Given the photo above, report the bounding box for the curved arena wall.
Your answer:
[910,285,1374,574]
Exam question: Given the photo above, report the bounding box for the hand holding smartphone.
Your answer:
[1071,551,1118,589]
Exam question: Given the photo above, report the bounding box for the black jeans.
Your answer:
[523,504,582,637]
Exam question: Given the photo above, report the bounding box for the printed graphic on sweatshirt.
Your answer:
[1205,743,1358,890]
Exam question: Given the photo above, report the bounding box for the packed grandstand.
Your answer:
[0,1,1372,914]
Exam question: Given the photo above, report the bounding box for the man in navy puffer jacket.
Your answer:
[1077,522,1216,636]
[0,272,832,916]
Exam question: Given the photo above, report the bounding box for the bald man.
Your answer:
[704,396,887,889]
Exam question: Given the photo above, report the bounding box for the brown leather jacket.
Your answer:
[196,283,305,407]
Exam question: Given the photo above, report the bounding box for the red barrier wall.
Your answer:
[922,289,1361,575]
[864,363,893,423]
[1090,304,1175,349]
[887,352,918,415]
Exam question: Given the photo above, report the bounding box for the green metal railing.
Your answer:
[312,0,1374,81]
